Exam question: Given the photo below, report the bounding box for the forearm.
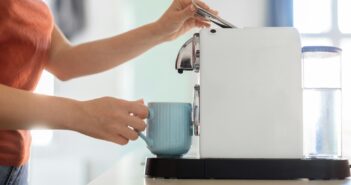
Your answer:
[0,84,149,145]
[0,84,80,130]
[48,22,166,80]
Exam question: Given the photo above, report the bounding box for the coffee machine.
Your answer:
[144,2,350,180]
[181,27,304,159]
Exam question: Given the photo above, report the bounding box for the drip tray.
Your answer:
[145,158,350,180]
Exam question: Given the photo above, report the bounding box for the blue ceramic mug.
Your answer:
[139,102,192,157]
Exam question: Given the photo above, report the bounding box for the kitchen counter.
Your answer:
[88,164,351,185]
[87,153,351,185]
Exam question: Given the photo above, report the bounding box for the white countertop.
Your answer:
[87,143,351,185]
[87,154,351,185]
[88,164,351,185]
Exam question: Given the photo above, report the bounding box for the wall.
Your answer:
[30,0,271,184]
[206,0,270,27]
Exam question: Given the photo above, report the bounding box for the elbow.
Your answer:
[51,70,74,81]
[56,74,71,82]
[47,62,80,81]
[57,73,74,81]
[47,59,75,81]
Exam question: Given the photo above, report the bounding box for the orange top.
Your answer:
[0,0,53,166]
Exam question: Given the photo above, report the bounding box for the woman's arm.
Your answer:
[0,84,76,129]
[0,84,148,145]
[46,0,216,80]
[47,23,168,81]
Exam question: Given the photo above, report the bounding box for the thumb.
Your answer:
[178,4,196,21]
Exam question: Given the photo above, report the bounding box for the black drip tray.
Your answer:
[145,158,350,180]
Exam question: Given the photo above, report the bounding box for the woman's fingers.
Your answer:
[185,18,210,29]
[194,0,218,15]
[98,128,129,145]
[78,97,149,146]
[111,135,129,145]
[196,21,210,28]
[194,16,210,25]
[103,122,139,143]
[177,4,196,23]
[118,125,139,141]
[126,100,148,119]
[124,114,147,131]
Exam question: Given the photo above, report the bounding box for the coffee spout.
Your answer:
[175,33,200,73]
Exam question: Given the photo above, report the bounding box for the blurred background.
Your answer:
[30,0,351,184]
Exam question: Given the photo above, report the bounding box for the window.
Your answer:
[31,70,54,146]
[294,0,332,34]
[293,0,351,157]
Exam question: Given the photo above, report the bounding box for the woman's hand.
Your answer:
[47,0,218,80]
[155,0,218,41]
[71,97,148,145]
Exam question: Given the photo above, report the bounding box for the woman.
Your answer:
[0,0,217,184]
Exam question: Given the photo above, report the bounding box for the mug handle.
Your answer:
[138,132,153,147]
[138,108,154,147]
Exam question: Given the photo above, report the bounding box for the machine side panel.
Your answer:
[199,28,303,158]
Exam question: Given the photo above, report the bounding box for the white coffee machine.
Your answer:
[179,27,303,159]
[145,2,350,179]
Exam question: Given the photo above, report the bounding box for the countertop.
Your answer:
[87,143,351,185]
[88,165,351,185]
[87,156,351,185]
